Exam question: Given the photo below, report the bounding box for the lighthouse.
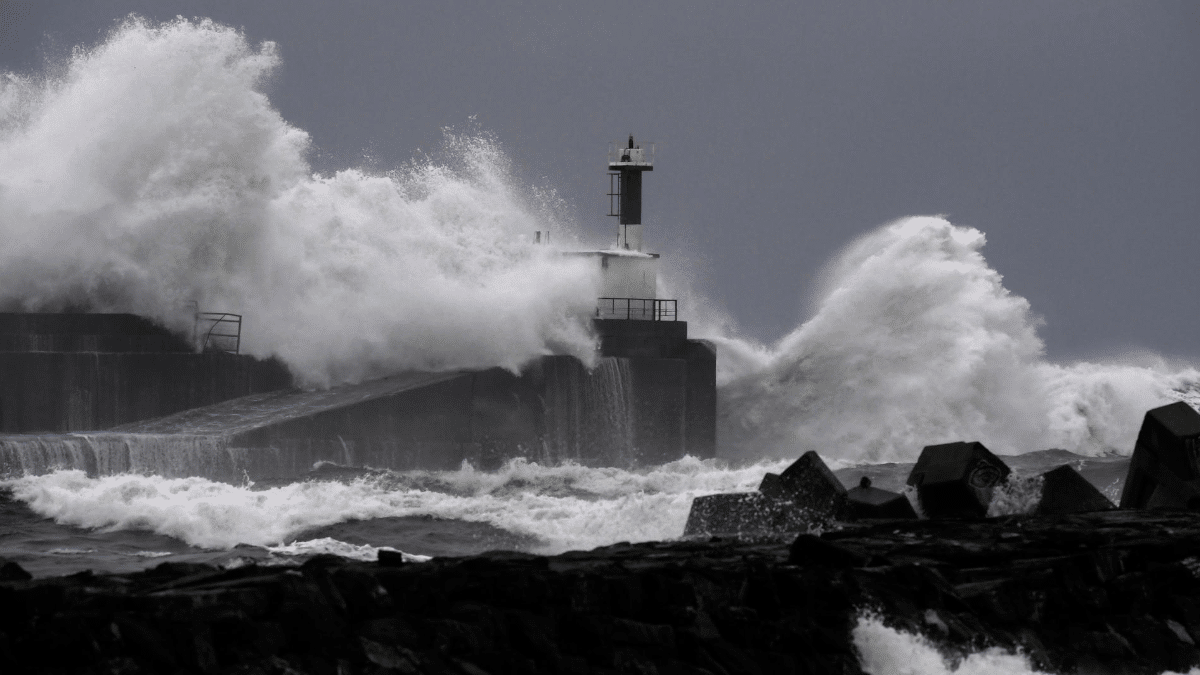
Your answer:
[562,135,697,356]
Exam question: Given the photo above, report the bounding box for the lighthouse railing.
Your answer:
[596,298,676,322]
[607,141,655,167]
[193,312,242,354]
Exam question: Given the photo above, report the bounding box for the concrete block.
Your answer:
[1120,402,1200,510]
[759,472,786,498]
[906,441,1011,518]
[682,493,817,536]
[847,477,917,519]
[1036,465,1115,515]
[768,451,849,520]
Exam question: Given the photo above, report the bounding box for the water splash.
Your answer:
[0,16,599,386]
[540,357,636,465]
[1,457,791,553]
[266,538,430,563]
[0,434,237,480]
[853,612,1051,675]
[712,217,1200,463]
[986,474,1044,517]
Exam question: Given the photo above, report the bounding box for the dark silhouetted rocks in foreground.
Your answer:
[5,511,1200,674]
[1120,401,1200,510]
[907,441,1011,518]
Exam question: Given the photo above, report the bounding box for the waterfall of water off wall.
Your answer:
[0,357,651,481]
[0,434,254,483]
[541,357,637,466]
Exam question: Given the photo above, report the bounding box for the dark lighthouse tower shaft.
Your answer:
[608,135,654,251]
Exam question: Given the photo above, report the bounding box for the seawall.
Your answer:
[0,351,717,480]
[0,313,291,433]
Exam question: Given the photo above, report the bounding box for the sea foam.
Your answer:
[1,457,790,553]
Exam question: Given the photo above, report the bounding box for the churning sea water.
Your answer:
[0,449,1129,579]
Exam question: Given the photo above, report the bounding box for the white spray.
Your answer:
[712,217,1200,462]
[0,17,599,386]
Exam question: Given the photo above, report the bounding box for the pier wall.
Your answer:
[0,352,292,433]
[2,351,716,481]
[0,312,292,433]
[215,352,713,478]
[0,313,716,478]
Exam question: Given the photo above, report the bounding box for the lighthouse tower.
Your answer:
[561,135,688,351]
[609,134,653,251]
[570,135,664,323]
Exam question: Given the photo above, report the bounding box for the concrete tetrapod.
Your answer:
[1035,464,1115,515]
[682,492,817,536]
[758,450,849,519]
[1120,401,1200,510]
[906,441,1011,519]
[683,450,848,536]
[846,476,917,519]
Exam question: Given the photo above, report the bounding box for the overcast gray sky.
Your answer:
[1,1,1197,360]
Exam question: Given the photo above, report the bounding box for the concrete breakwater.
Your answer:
[0,352,718,481]
[3,510,1200,674]
[0,312,718,477]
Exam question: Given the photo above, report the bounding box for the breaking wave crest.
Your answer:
[1,457,789,553]
[714,217,1200,463]
[0,16,598,386]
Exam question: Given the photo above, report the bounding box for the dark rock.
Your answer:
[1036,464,1115,515]
[112,615,177,669]
[768,451,849,520]
[682,492,819,536]
[145,561,220,581]
[301,553,349,571]
[788,534,873,567]
[377,549,407,567]
[906,441,1011,518]
[0,559,32,581]
[5,511,1200,674]
[330,567,393,620]
[1120,401,1200,510]
[847,477,918,519]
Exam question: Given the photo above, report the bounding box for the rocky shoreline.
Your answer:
[5,509,1200,674]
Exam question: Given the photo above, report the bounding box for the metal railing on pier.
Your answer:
[596,298,677,322]
[193,312,242,354]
